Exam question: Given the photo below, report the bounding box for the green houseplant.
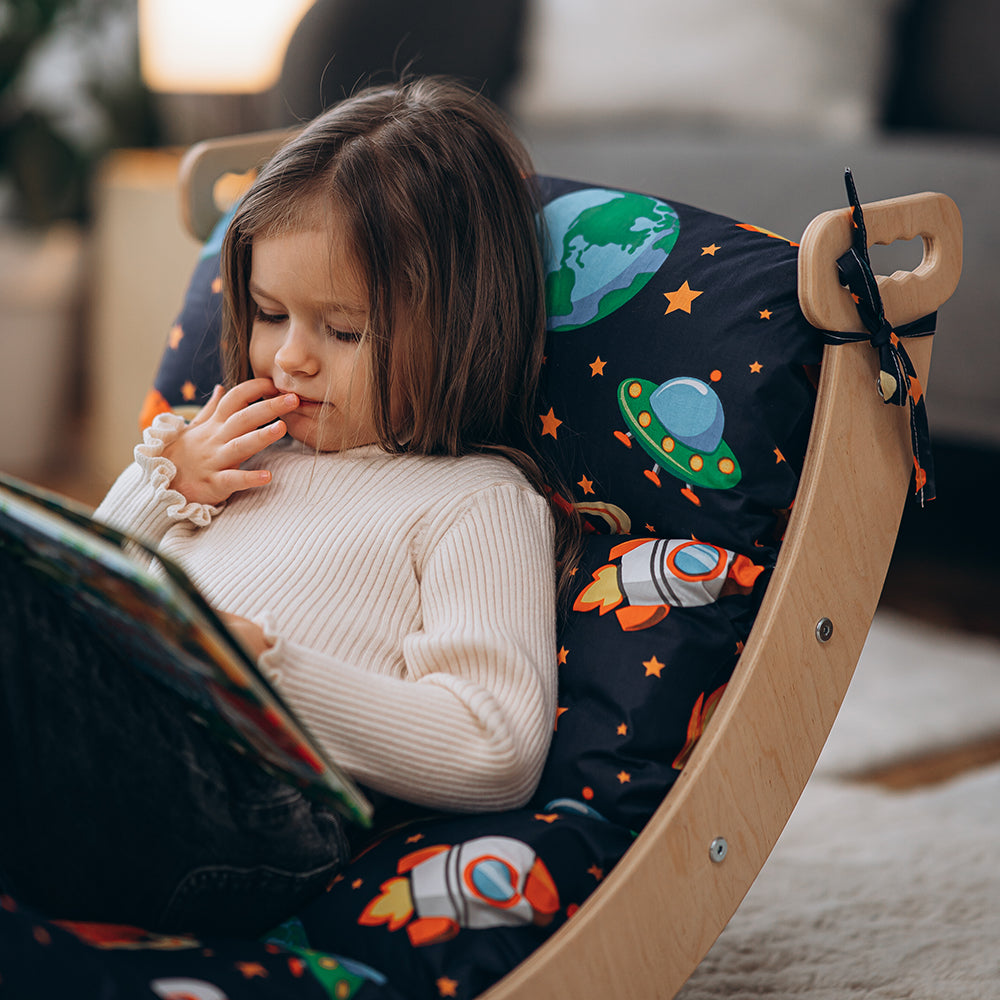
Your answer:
[0,0,157,225]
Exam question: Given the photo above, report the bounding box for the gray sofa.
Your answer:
[521,125,998,452]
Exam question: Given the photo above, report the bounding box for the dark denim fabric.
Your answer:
[0,551,349,936]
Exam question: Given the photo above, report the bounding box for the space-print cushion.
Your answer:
[144,174,824,835]
[140,208,233,429]
[532,533,769,831]
[0,808,633,1000]
[528,175,822,829]
[0,887,408,1000]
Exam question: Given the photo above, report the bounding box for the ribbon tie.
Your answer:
[824,169,936,505]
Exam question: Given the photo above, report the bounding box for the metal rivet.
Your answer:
[816,617,834,643]
[709,837,728,863]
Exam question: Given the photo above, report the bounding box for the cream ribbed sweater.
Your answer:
[95,414,557,813]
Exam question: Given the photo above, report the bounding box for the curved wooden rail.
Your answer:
[481,192,956,1000]
[482,334,932,999]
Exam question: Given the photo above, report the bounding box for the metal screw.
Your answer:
[709,837,728,863]
[816,617,834,643]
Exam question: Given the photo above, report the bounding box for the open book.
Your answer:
[0,472,372,828]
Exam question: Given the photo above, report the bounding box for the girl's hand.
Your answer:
[219,612,274,660]
[163,379,300,506]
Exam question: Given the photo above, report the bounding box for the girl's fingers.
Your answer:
[220,419,288,468]
[189,384,224,426]
[226,391,300,437]
[214,378,282,421]
[215,467,274,496]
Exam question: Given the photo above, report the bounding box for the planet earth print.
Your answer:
[541,188,680,331]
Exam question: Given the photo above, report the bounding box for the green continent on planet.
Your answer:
[542,189,680,331]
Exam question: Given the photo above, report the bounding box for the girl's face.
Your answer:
[248,223,379,452]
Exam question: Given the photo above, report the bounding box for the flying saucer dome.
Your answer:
[617,376,742,490]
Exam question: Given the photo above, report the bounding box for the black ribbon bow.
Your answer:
[824,168,936,505]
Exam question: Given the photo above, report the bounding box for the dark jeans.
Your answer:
[0,554,349,937]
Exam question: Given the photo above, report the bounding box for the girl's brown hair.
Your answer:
[220,76,580,592]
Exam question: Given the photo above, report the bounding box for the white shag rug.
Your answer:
[677,611,1000,1000]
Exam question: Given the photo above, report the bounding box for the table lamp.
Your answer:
[138,0,315,143]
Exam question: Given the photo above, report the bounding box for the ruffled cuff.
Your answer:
[135,412,223,527]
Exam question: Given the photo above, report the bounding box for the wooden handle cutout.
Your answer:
[179,128,298,241]
[798,191,962,333]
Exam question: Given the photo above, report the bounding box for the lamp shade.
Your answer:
[138,0,316,93]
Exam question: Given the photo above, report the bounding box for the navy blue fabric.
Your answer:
[286,808,635,1000]
[2,175,829,999]
[0,892,406,1000]
[141,213,232,426]
[532,175,819,566]
[527,175,821,830]
[531,535,767,830]
[827,169,936,505]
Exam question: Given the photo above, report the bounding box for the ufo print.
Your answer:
[615,376,742,494]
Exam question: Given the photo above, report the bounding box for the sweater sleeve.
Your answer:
[258,485,557,813]
[93,412,224,547]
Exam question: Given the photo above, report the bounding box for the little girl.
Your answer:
[23,77,564,933]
